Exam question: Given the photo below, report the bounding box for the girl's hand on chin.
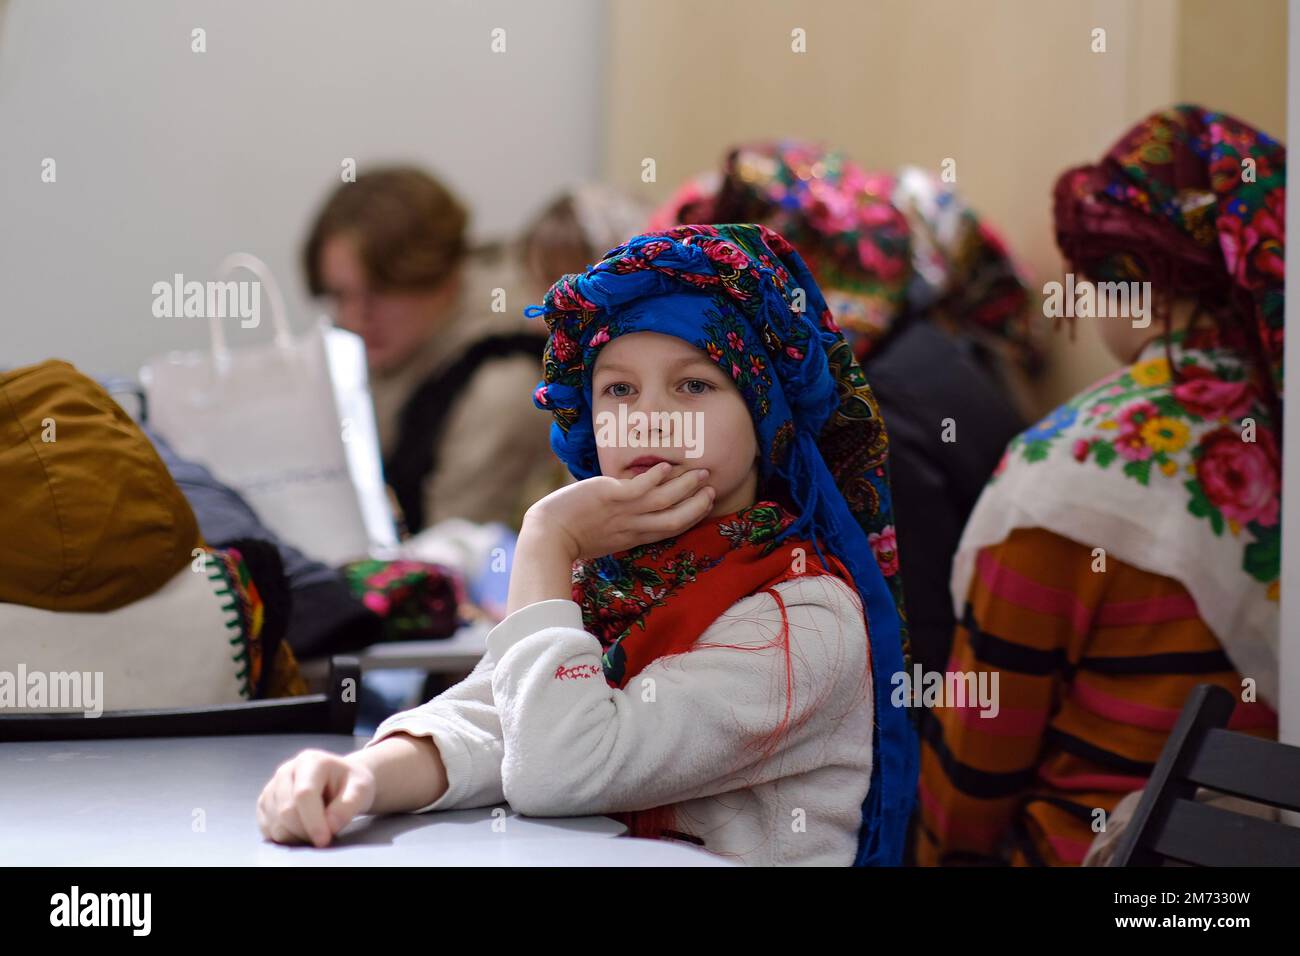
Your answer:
[523,461,715,561]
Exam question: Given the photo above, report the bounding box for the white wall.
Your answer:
[1281,0,1298,746]
[0,0,606,376]
[604,0,1286,415]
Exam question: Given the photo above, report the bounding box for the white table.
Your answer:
[0,733,734,866]
[299,621,492,685]
[353,620,491,671]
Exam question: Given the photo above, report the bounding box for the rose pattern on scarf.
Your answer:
[999,330,1280,593]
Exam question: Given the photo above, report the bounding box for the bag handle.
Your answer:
[209,253,294,368]
[100,377,149,424]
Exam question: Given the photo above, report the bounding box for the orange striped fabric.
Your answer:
[915,527,1277,866]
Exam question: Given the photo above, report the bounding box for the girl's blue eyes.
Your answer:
[602,380,714,398]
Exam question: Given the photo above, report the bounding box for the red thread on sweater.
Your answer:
[554,663,603,681]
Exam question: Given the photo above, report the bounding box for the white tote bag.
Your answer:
[141,254,397,565]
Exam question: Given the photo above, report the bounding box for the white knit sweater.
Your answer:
[366,572,874,866]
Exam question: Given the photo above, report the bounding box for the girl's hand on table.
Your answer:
[256,749,376,848]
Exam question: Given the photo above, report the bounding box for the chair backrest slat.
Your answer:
[1185,728,1300,814]
[1149,798,1300,867]
[1112,683,1300,867]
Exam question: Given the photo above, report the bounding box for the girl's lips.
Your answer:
[627,456,673,473]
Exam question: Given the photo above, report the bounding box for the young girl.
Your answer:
[257,223,918,866]
[917,105,1284,866]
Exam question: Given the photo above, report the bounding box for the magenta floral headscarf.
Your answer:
[955,105,1286,705]
[649,140,1035,366]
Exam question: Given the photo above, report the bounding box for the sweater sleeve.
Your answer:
[364,651,506,813]
[485,575,873,818]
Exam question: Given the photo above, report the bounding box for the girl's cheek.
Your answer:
[701,412,738,468]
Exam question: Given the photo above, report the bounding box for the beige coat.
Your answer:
[369,248,566,532]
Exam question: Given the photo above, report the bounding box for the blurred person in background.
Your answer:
[519,182,652,299]
[303,166,553,533]
[513,182,653,501]
[918,105,1283,866]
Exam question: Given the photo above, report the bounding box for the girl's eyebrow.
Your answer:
[595,355,718,377]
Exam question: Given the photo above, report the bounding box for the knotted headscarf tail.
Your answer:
[526,223,918,866]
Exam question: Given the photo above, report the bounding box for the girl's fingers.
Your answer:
[274,803,308,844]
[291,760,333,847]
[269,820,299,845]
[630,485,715,538]
[255,786,271,837]
[620,460,674,495]
[272,761,297,822]
[265,753,319,845]
[638,468,710,512]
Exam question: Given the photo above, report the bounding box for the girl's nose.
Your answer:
[630,392,677,445]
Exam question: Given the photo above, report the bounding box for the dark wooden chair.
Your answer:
[0,656,359,741]
[1111,682,1300,866]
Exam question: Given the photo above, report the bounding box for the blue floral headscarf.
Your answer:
[525,223,917,866]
